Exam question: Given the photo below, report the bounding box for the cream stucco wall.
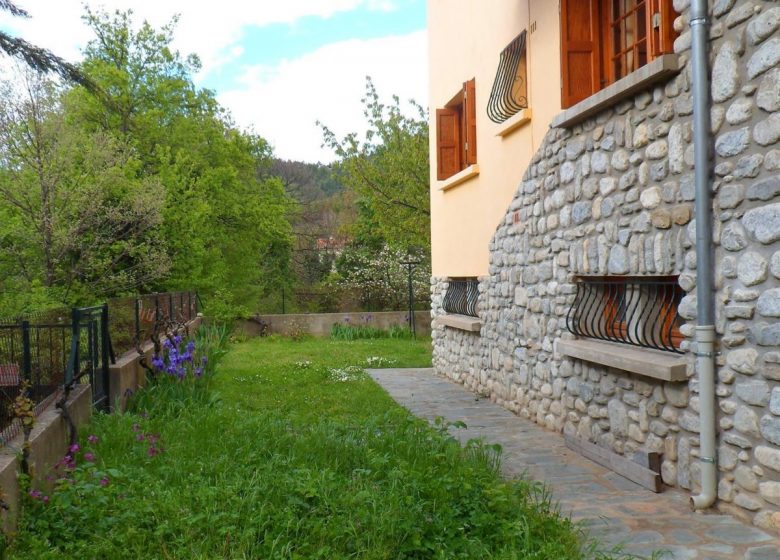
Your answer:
[429,0,562,277]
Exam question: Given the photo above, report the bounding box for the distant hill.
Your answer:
[271,159,343,203]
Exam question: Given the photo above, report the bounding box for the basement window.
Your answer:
[565,275,684,353]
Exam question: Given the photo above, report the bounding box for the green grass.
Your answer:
[10,335,622,559]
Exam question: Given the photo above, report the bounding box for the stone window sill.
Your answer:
[438,164,479,192]
[551,54,681,129]
[556,338,688,382]
[436,313,482,333]
[495,108,532,138]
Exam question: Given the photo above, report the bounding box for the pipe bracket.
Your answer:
[700,456,716,464]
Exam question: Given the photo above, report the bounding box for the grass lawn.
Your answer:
[11,335,616,559]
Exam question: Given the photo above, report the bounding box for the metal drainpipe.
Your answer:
[689,0,717,511]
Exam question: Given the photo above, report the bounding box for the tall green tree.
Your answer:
[320,78,430,252]
[64,8,294,314]
[0,72,166,314]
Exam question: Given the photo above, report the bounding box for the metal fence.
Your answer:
[0,291,197,441]
[109,291,198,358]
[0,308,72,441]
[566,276,684,354]
[442,278,480,317]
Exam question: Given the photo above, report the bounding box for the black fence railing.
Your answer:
[109,291,198,358]
[442,278,479,318]
[0,291,197,440]
[566,276,685,354]
[0,308,72,442]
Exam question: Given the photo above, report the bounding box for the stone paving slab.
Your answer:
[368,368,780,560]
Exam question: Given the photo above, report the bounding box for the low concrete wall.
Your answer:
[0,384,91,533]
[109,316,202,411]
[240,311,432,338]
[0,316,203,533]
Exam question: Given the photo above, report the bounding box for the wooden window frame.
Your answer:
[436,79,477,181]
[560,0,677,109]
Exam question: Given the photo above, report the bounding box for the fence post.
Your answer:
[100,304,111,411]
[67,307,80,386]
[20,320,31,383]
[134,297,141,342]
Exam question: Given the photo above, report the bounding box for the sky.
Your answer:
[0,0,428,163]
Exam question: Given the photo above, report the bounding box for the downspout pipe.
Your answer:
[689,0,717,511]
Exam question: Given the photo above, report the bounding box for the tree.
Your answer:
[0,0,93,89]
[320,78,430,252]
[64,8,295,314]
[0,72,167,313]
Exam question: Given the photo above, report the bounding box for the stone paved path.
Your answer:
[368,368,780,560]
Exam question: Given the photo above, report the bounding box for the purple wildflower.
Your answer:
[42,495,49,504]
[100,477,110,487]
[29,489,42,499]
[136,433,145,442]
[195,367,203,378]
[84,452,95,462]
[151,356,165,370]
[87,434,99,444]
[69,443,80,454]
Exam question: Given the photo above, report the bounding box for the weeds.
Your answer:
[11,336,630,559]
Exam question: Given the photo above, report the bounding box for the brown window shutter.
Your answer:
[648,0,677,58]
[463,78,477,166]
[560,0,601,109]
[436,108,461,180]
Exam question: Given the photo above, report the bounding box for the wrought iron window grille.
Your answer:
[443,278,479,318]
[487,30,528,123]
[565,276,684,354]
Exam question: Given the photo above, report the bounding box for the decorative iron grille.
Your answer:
[443,278,479,318]
[487,30,528,123]
[566,276,684,354]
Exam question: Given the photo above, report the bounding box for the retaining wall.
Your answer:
[0,316,202,533]
[241,311,432,338]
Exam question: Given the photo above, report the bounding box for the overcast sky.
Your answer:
[0,0,428,163]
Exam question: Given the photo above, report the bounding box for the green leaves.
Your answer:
[320,77,430,253]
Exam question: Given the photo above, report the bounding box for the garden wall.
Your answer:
[432,1,780,530]
[0,315,202,534]
[242,311,432,338]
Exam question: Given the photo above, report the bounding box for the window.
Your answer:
[487,30,528,123]
[566,276,684,353]
[435,79,477,181]
[560,0,677,108]
[442,277,479,317]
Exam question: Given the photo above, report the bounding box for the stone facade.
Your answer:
[431,0,780,530]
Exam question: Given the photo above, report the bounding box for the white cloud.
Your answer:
[0,0,400,80]
[218,30,428,163]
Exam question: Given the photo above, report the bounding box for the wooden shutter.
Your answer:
[560,0,601,109]
[436,108,461,180]
[648,0,677,58]
[463,79,477,166]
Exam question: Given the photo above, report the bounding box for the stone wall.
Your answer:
[431,0,780,529]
